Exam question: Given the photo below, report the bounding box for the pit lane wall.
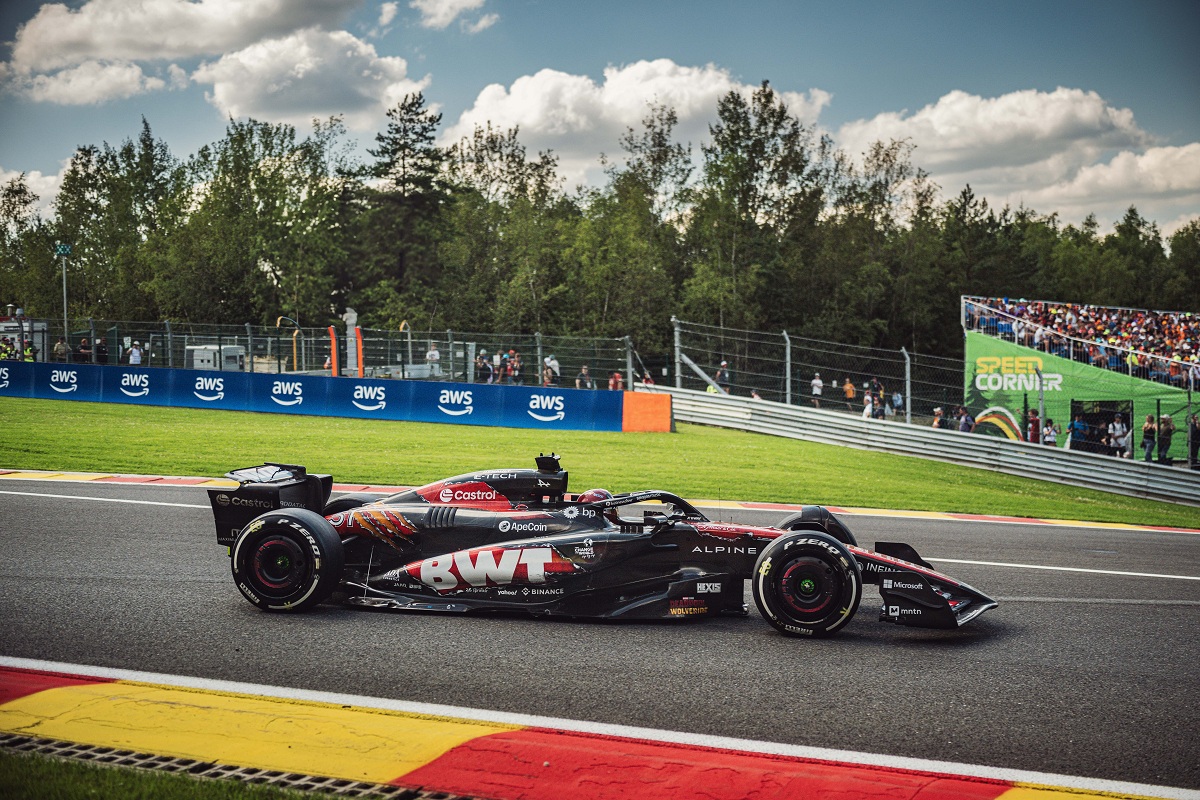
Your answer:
[0,362,672,433]
[964,332,1190,459]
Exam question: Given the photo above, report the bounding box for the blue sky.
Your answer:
[2,0,1198,234]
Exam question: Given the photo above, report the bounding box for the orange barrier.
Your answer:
[621,391,673,432]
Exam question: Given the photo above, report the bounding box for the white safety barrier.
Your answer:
[645,385,1200,506]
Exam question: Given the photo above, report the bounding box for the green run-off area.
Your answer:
[0,397,1194,528]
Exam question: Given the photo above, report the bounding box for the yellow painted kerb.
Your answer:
[0,680,520,784]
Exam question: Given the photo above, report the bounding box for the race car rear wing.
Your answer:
[207,463,333,547]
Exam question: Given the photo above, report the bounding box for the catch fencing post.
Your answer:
[535,332,543,382]
[447,330,454,380]
[901,347,912,424]
[782,330,792,405]
[1036,367,1045,443]
[217,331,223,370]
[245,323,253,372]
[88,319,97,363]
[165,320,173,368]
[672,316,682,388]
[624,336,634,389]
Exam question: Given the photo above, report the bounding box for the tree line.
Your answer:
[2,81,1197,359]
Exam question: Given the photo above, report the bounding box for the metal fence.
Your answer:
[646,384,1200,506]
[7,316,640,388]
[670,317,964,423]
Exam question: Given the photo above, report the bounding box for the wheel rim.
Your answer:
[777,556,841,621]
[250,536,308,595]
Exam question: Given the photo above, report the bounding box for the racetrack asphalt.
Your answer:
[0,476,1197,792]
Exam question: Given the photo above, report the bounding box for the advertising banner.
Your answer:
[0,362,636,433]
[964,332,1191,460]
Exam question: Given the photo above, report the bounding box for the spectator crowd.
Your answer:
[967,297,1199,386]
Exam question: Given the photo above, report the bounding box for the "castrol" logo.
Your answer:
[438,487,499,503]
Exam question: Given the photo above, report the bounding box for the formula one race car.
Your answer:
[207,455,997,637]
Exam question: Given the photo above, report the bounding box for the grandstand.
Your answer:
[961,296,1195,463]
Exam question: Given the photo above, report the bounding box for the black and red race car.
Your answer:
[208,455,997,637]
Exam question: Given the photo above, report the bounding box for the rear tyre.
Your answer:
[322,493,381,515]
[752,532,861,637]
[231,509,344,612]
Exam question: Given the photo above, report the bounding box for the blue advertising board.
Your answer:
[0,362,625,432]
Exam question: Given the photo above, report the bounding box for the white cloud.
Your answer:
[8,0,360,73]
[1001,145,1200,236]
[409,0,488,29]
[191,28,426,131]
[463,12,498,34]
[833,86,1200,236]
[443,59,831,187]
[379,2,399,27]
[1,164,67,220]
[23,61,165,105]
[837,87,1150,175]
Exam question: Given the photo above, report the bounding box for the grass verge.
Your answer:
[0,397,1194,527]
[0,750,313,800]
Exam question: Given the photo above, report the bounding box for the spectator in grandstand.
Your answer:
[1141,415,1157,462]
[576,365,595,390]
[608,371,624,391]
[810,372,823,408]
[52,337,69,362]
[715,360,733,393]
[1157,415,1176,464]
[1108,414,1130,458]
[969,297,1199,381]
[1043,418,1059,446]
[841,377,855,411]
[127,341,142,366]
[425,342,440,376]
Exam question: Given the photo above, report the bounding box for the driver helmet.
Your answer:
[577,488,618,521]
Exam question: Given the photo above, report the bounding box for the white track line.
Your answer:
[0,489,207,509]
[928,556,1200,582]
[1,656,1195,800]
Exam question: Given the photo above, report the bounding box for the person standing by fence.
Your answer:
[810,372,823,408]
[1141,415,1157,462]
[1157,415,1176,464]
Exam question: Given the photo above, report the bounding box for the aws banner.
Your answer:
[964,332,1190,454]
[0,362,626,432]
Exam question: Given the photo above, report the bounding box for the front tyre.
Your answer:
[752,532,861,637]
[231,509,344,612]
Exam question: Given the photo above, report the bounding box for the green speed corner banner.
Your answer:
[963,332,1191,459]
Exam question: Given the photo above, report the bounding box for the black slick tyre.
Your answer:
[231,509,344,612]
[752,531,861,637]
[322,493,380,515]
[777,507,857,546]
